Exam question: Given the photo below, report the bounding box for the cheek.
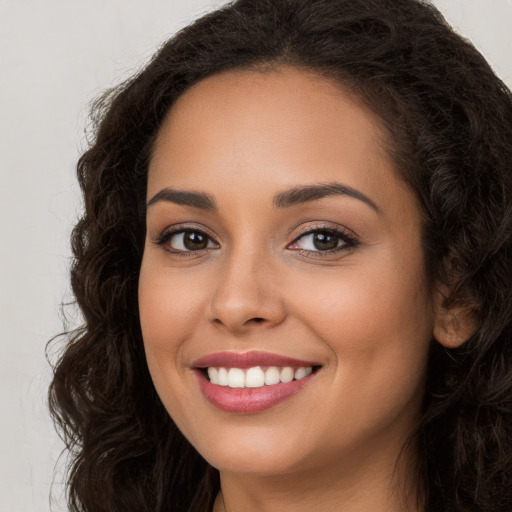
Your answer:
[289,252,434,422]
[138,259,210,431]
[138,258,204,388]
[139,258,206,344]
[293,257,433,347]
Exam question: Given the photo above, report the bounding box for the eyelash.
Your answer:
[154,224,359,258]
[288,225,359,257]
[154,226,218,258]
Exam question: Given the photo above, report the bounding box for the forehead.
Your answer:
[148,66,415,220]
[152,66,387,165]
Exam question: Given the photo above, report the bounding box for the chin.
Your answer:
[208,452,302,477]
[193,426,309,476]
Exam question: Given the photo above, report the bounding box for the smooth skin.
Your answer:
[139,66,466,512]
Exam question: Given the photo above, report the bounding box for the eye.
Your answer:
[157,229,218,253]
[287,227,357,254]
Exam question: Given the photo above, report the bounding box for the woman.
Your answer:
[49,0,512,510]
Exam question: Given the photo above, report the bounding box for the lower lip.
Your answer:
[196,371,316,413]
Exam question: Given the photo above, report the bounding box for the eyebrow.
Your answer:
[273,182,379,212]
[146,182,379,213]
[147,188,216,210]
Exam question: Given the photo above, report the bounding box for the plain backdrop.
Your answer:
[1,1,511,510]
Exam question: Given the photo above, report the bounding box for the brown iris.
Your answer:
[313,231,339,251]
[183,231,209,250]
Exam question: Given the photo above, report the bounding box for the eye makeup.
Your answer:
[152,220,360,261]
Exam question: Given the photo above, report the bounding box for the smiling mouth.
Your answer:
[203,365,319,388]
[193,351,322,413]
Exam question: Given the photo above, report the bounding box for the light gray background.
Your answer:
[1,1,511,510]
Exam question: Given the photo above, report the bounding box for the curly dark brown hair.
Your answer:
[48,0,512,510]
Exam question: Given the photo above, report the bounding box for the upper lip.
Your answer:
[193,350,320,369]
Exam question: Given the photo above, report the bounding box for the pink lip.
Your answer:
[193,350,319,369]
[192,351,320,414]
[196,372,316,413]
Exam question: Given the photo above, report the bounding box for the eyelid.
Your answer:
[151,222,359,256]
[287,223,360,254]
[152,223,220,251]
[289,222,359,243]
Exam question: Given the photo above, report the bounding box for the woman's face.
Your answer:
[139,66,436,477]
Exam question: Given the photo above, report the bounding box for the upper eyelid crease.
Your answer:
[155,226,217,243]
[292,223,357,236]
[290,227,358,247]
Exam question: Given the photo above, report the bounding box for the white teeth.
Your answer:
[280,367,294,383]
[246,366,265,388]
[218,367,229,386]
[294,367,308,380]
[264,366,280,385]
[228,368,245,388]
[207,367,218,383]
[206,365,314,388]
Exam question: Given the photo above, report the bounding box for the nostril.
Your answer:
[212,317,265,325]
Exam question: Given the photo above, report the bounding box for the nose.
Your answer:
[208,248,287,335]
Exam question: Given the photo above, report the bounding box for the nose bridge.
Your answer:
[209,238,285,332]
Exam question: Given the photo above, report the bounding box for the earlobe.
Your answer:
[433,288,478,348]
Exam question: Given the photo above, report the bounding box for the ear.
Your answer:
[433,286,478,348]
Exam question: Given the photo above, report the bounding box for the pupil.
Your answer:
[313,231,338,250]
[184,231,208,250]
